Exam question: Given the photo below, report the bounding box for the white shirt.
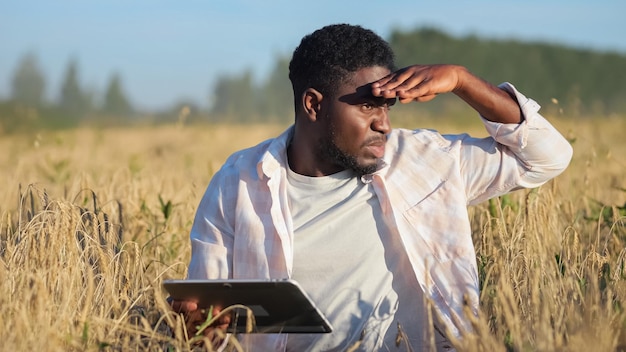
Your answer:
[286,167,449,350]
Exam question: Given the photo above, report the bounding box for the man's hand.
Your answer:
[371,64,465,103]
[170,299,232,346]
[372,64,522,124]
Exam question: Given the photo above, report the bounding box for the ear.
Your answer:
[301,88,324,122]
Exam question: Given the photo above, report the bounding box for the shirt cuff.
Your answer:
[481,82,541,150]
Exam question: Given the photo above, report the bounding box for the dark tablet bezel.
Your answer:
[163,279,332,334]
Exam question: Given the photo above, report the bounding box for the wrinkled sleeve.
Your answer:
[460,82,573,205]
[186,169,235,279]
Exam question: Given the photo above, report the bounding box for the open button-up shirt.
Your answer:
[186,83,573,350]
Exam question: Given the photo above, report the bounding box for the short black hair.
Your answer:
[288,24,396,112]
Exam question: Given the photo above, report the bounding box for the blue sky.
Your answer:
[1,0,625,111]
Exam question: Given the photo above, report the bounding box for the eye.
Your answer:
[361,102,375,111]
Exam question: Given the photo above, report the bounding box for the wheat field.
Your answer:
[1,115,625,351]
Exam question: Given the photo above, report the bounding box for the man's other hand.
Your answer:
[169,299,232,346]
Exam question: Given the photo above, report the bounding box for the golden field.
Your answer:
[1,114,625,351]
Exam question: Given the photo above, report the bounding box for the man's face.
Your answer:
[317,66,395,176]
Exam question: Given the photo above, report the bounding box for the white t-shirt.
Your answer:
[286,167,450,351]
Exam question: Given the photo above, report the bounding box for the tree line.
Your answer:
[1,54,133,133]
[2,27,625,133]
[210,27,626,123]
[390,28,626,117]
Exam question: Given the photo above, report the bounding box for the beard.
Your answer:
[318,131,379,176]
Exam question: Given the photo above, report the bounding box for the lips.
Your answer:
[365,139,386,158]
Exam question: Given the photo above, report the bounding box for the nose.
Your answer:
[372,107,391,134]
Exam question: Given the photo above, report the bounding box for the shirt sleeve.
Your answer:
[460,82,573,205]
[186,170,235,280]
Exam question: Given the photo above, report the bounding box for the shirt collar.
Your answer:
[256,125,294,180]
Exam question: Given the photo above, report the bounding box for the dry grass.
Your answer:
[1,116,625,351]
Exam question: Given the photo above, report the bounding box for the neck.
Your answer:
[288,125,343,177]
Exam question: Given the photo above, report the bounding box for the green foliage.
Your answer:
[208,56,293,123]
[59,59,92,119]
[158,194,173,222]
[11,52,46,107]
[103,73,133,116]
[488,194,520,218]
[0,101,39,133]
[81,322,89,346]
[1,57,136,133]
[128,154,143,176]
[258,57,293,122]
[584,188,626,238]
[211,70,257,120]
[389,27,626,117]
[477,254,493,291]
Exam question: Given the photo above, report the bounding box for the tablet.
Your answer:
[163,279,332,334]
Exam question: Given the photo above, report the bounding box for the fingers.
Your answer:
[372,64,459,103]
[213,306,232,328]
[401,94,437,103]
[170,299,198,313]
[371,74,395,91]
[375,82,432,103]
[372,75,406,98]
[195,306,233,333]
[169,300,234,342]
[388,69,425,92]
[207,305,231,331]
[188,316,228,349]
[373,66,423,94]
[168,299,234,349]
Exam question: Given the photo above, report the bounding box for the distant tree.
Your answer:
[258,56,293,122]
[59,58,91,117]
[210,70,257,121]
[11,53,46,107]
[102,73,132,116]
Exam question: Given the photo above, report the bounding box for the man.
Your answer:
[172,24,572,351]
